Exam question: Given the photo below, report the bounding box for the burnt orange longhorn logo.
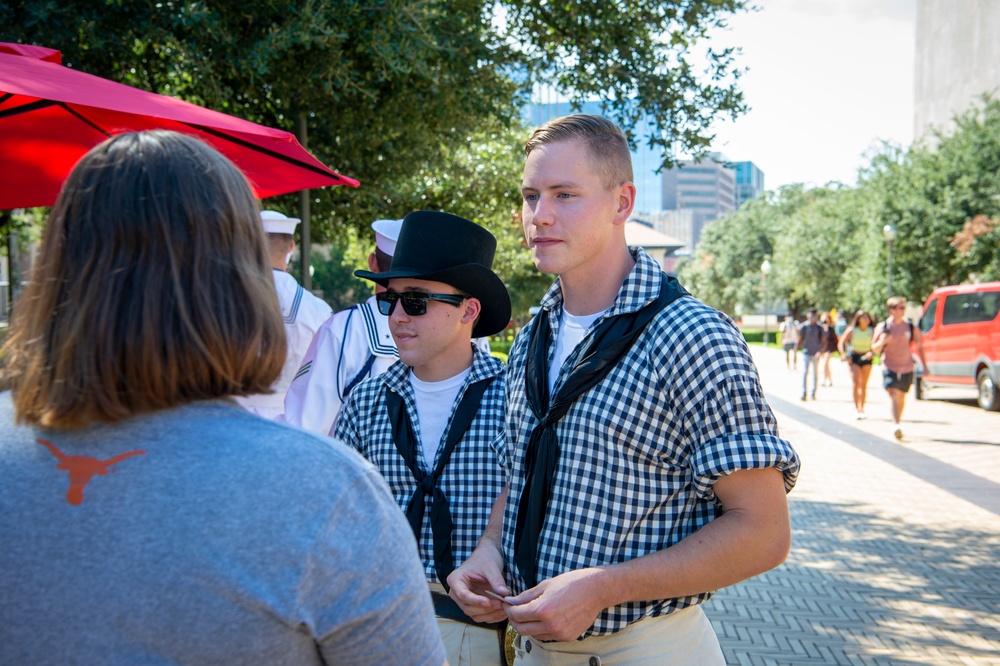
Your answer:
[37,438,146,506]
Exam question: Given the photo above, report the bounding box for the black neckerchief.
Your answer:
[386,376,494,589]
[512,273,689,588]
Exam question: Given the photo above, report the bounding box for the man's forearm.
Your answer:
[586,468,791,607]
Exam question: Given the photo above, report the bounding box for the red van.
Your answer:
[916,282,1000,411]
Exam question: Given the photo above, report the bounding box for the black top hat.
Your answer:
[355,210,512,337]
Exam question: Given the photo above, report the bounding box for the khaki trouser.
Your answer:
[511,606,725,666]
[429,582,506,666]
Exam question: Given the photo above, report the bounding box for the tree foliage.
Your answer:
[679,192,780,315]
[0,0,751,243]
[305,118,548,321]
[681,95,1000,321]
[3,0,750,318]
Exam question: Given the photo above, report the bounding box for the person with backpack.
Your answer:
[795,308,825,401]
[872,296,928,441]
[779,314,800,369]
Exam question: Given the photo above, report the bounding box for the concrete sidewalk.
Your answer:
[708,346,1000,665]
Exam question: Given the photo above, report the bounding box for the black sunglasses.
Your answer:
[375,290,467,316]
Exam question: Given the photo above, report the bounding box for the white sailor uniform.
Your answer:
[237,269,332,420]
[282,295,493,436]
[281,295,398,436]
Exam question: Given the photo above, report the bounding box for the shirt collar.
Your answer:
[539,246,663,320]
[382,345,503,394]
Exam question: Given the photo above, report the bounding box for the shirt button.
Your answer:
[525,640,531,653]
[589,658,600,666]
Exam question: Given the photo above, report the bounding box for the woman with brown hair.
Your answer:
[819,312,840,387]
[0,131,444,666]
[839,309,876,419]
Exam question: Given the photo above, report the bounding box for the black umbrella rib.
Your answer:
[61,103,111,137]
[0,99,111,137]
[0,98,58,119]
[185,123,350,184]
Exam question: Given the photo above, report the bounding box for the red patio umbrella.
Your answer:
[0,43,359,209]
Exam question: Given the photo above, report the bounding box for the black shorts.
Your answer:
[850,352,872,367]
[883,369,913,393]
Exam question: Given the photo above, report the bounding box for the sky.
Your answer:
[703,0,917,190]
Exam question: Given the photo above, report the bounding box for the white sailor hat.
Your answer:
[371,218,404,256]
[260,210,300,235]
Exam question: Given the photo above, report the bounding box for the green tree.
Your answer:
[679,187,812,316]
[0,0,752,244]
[286,119,546,320]
[681,94,1000,325]
[855,98,1000,307]
[918,97,1000,284]
[305,232,373,312]
[772,185,859,312]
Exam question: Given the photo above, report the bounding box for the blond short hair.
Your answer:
[524,114,633,190]
[1,131,287,428]
[886,296,907,310]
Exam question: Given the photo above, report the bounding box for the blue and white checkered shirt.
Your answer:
[501,248,800,637]
[334,346,507,585]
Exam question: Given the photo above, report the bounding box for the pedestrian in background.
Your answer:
[834,310,848,338]
[839,310,876,420]
[0,131,445,666]
[872,297,928,441]
[819,312,840,387]
[796,307,825,401]
[780,314,799,369]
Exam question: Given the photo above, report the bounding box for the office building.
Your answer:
[660,154,736,249]
[733,161,765,208]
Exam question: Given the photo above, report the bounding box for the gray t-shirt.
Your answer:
[0,394,445,666]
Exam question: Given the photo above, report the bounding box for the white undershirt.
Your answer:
[548,309,603,395]
[409,367,473,469]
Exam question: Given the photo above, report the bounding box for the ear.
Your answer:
[462,297,482,327]
[612,181,637,226]
[367,252,379,272]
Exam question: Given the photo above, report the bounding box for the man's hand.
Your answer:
[447,540,510,624]
[503,568,610,642]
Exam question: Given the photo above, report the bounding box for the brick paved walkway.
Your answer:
[708,346,1000,665]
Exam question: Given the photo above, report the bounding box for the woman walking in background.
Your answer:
[839,310,875,419]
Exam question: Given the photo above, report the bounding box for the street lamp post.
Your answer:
[883,224,897,298]
[761,258,772,346]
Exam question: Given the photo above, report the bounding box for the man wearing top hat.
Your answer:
[283,218,492,436]
[237,210,332,420]
[334,210,511,666]
[282,219,404,435]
